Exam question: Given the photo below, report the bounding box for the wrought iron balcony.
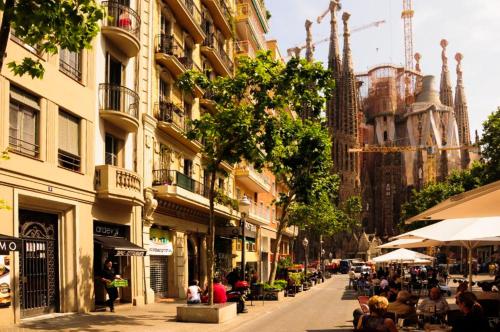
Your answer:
[101,1,141,57]
[201,33,234,76]
[201,0,232,38]
[98,83,140,132]
[153,169,209,198]
[164,0,205,43]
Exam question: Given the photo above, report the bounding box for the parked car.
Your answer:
[339,259,351,274]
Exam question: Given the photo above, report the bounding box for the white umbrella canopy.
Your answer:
[372,248,434,263]
[394,217,500,246]
[389,217,500,289]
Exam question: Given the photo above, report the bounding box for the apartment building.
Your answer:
[0,18,97,325]
[142,0,239,302]
[0,0,292,324]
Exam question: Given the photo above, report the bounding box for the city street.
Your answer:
[232,274,358,332]
[8,275,357,332]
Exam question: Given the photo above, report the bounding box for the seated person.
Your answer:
[186,279,202,304]
[418,287,449,318]
[386,286,399,303]
[452,291,490,332]
[356,295,398,332]
[213,277,227,304]
[352,304,370,328]
[387,290,415,317]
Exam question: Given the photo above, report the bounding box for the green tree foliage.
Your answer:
[179,52,336,293]
[265,116,338,283]
[480,108,500,183]
[0,0,104,78]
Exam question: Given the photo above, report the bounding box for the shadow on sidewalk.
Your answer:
[19,312,174,332]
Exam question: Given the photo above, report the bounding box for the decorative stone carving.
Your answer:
[143,188,158,226]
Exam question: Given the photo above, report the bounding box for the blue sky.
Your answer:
[265,0,500,136]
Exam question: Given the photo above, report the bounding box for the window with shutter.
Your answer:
[8,87,40,158]
[58,110,81,171]
[59,49,82,81]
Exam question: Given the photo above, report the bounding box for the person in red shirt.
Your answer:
[213,277,227,304]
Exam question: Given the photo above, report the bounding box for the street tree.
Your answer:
[179,52,335,302]
[0,0,104,78]
[480,107,500,183]
[265,116,338,283]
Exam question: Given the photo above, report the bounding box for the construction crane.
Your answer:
[286,20,386,58]
[402,0,415,103]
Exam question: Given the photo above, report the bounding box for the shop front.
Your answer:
[215,223,240,280]
[234,222,258,280]
[147,227,173,299]
[93,221,145,308]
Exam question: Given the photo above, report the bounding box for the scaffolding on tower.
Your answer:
[402,0,415,105]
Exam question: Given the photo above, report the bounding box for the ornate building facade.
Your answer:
[325,3,474,248]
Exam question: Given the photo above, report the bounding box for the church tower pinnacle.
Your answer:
[327,0,342,130]
[439,39,454,107]
[454,52,471,168]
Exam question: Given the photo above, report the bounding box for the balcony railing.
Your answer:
[247,163,270,187]
[203,33,234,73]
[234,40,255,57]
[58,150,81,172]
[155,101,187,131]
[99,83,139,119]
[8,136,40,158]
[95,165,143,204]
[156,34,183,57]
[102,1,140,39]
[181,0,203,25]
[249,201,271,221]
[152,169,209,198]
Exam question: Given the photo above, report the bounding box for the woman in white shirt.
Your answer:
[187,280,202,304]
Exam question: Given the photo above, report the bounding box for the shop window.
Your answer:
[59,49,82,82]
[58,110,81,171]
[9,86,40,158]
[236,239,242,251]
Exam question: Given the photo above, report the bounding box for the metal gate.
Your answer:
[19,210,59,318]
[150,256,168,298]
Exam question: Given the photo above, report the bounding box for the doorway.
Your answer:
[19,210,59,318]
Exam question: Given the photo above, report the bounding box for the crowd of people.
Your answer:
[351,265,492,331]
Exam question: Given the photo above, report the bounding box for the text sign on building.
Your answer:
[115,250,146,257]
[148,228,173,256]
[94,222,125,237]
[0,239,21,254]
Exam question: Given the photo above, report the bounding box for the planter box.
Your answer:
[263,290,284,301]
[176,303,237,324]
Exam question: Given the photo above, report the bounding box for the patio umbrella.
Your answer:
[390,217,500,289]
[372,248,434,264]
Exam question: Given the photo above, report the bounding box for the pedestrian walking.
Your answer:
[100,259,121,312]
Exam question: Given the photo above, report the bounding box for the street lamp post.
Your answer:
[302,237,309,278]
[239,195,251,281]
[319,238,324,273]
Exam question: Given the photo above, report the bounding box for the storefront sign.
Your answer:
[115,250,146,257]
[216,226,240,238]
[0,239,20,254]
[0,255,12,308]
[94,222,126,237]
[148,228,173,256]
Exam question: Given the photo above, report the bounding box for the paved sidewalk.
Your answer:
[5,278,339,332]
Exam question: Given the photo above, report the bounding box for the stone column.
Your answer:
[142,188,157,304]
[175,231,188,298]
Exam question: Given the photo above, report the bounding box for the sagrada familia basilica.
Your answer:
[309,1,477,258]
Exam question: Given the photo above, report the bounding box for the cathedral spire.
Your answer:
[342,12,358,138]
[327,0,342,130]
[439,39,454,107]
[327,1,342,76]
[305,19,314,63]
[454,52,471,146]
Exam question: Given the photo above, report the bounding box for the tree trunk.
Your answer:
[268,205,289,284]
[0,0,15,72]
[269,221,286,283]
[207,170,217,305]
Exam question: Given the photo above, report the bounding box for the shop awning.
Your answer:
[94,235,146,257]
[0,234,22,254]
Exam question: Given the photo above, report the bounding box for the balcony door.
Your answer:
[105,54,124,111]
